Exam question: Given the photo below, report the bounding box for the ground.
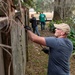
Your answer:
[25,24,75,75]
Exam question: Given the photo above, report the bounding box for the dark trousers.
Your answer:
[41,22,45,30]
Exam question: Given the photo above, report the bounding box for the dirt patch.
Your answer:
[26,25,75,75]
[70,55,75,75]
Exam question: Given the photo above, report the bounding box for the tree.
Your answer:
[53,0,75,21]
[34,0,54,13]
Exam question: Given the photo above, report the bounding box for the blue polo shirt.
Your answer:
[45,37,73,75]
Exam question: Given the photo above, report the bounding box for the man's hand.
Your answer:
[24,25,31,30]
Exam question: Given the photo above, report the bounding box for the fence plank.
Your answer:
[11,21,26,75]
[0,32,5,75]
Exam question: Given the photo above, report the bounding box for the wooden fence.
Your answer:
[0,5,29,75]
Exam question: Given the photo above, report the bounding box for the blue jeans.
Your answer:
[35,26,40,36]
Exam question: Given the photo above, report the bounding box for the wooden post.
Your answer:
[11,21,26,75]
[0,32,5,75]
[6,0,26,75]
[24,8,29,62]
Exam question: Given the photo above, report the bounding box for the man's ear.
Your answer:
[61,32,66,36]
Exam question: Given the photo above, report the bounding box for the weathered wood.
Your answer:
[0,17,8,29]
[11,20,26,75]
[20,7,26,75]
[0,0,28,75]
[24,7,29,61]
[0,44,11,49]
[0,32,5,75]
[1,25,12,75]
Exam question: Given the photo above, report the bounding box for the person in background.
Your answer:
[30,14,40,36]
[24,23,73,75]
[39,12,47,30]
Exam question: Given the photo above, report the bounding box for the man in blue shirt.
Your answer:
[25,23,73,75]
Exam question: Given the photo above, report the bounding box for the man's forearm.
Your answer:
[27,30,39,41]
[27,30,46,46]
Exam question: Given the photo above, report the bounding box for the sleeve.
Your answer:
[45,37,57,48]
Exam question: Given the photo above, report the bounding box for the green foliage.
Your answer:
[63,17,75,53]
[34,0,53,13]
[48,20,55,33]
[34,0,43,12]
[54,20,63,24]
[68,27,75,53]
[13,0,34,7]
[64,17,75,27]
[48,20,63,33]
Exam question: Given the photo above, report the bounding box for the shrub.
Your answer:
[68,27,75,53]
[48,20,55,33]
[48,20,63,33]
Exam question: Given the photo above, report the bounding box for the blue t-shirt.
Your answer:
[45,37,73,75]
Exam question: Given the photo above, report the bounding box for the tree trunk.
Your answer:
[53,0,73,21]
